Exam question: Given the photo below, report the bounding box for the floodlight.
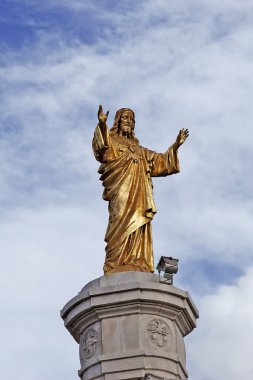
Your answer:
[156,256,179,284]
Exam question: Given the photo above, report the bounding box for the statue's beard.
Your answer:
[119,125,134,138]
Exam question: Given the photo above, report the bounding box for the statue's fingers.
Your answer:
[98,104,103,115]
[106,110,109,117]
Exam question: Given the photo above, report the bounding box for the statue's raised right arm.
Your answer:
[92,105,111,162]
[98,105,109,131]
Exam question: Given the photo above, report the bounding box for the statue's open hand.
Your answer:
[175,128,189,147]
[98,105,109,126]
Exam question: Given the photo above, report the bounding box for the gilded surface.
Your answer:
[92,105,188,274]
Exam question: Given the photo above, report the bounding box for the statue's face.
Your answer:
[119,111,134,137]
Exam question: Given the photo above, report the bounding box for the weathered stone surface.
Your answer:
[61,272,198,380]
[142,375,187,380]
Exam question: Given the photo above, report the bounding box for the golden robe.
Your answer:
[92,124,180,274]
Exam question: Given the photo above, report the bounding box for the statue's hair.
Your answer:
[110,108,139,143]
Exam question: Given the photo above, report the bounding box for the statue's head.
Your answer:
[110,108,138,142]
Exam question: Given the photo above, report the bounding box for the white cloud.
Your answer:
[186,266,253,379]
[0,205,106,380]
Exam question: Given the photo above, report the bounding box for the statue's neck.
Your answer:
[115,134,137,145]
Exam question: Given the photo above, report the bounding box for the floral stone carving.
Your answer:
[147,319,170,348]
[80,329,98,359]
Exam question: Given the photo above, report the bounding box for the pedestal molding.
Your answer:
[61,272,198,380]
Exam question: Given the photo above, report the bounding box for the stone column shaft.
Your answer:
[61,272,198,380]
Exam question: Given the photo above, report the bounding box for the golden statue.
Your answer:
[92,105,189,275]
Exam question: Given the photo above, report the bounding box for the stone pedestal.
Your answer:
[61,272,198,380]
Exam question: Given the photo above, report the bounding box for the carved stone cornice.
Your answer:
[61,272,198,379]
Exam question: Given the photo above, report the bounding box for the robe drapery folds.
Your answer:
[92,124,180,274]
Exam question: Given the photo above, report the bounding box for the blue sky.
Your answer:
[1,1,253,379]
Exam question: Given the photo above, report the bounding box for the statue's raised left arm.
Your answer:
[147,128,189,177]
